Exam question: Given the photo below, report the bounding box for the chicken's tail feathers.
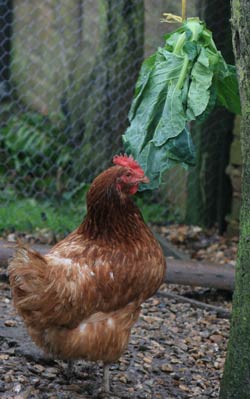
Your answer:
[8,245,48,313]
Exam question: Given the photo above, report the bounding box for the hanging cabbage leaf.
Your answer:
[123,18,241,190]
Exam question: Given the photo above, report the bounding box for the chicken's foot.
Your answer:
[65,360,75,381]
[103,364,110,393]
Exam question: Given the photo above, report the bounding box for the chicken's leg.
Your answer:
[66,360,74,381]
[103,364,110,393]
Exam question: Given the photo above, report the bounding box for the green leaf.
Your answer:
[124,126,195,191]
[200,27,218,53]
[196,83,217,124]
[186,47,213,119]
[183,41,198,61]
[124,49,185,152]
[128,53,156,121]
[165,126,196,165]
[183,18,204,42]
[165,31,184,51]
[216,65,241,115]
[133,141,180,191]
[152,85,186,146]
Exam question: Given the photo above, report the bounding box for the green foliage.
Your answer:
[135,188,183,225]
[0,111,74,197]
[0,111,93,236]
[1,110,174,234]
[123,18,241,190]
[216,64,241,115]
[0,198,86,235]
[135,197,166,224]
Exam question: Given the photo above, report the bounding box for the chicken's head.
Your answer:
[113,154,149,195]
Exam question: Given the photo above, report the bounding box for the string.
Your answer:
[162,0,187,23]
[182,0,187,21]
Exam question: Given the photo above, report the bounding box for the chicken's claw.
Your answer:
[103,364,110,394]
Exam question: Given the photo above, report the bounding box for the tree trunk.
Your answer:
[186,0,234,232]
[220,1,250,397]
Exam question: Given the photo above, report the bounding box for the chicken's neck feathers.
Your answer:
[78,184,148,243]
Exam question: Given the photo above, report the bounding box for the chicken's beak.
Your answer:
[140,175,150,184]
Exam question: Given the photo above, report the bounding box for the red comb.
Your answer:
[113,154,144,176]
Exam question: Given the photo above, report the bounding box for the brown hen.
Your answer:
[8,154,166,393]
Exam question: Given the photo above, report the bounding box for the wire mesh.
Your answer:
[0,0,237,237]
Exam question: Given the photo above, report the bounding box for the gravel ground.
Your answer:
[155,224,238,266]
[0,276,231,399]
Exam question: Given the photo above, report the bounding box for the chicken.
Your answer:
[8,154,166,393]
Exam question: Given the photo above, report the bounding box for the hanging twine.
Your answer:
[162,0,187,23]
[182,0,187,21]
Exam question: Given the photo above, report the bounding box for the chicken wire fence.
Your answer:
[0,0,236,236]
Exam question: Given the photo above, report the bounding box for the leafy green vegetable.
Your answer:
[128,54,157,121]
[186,48,213,119]
[123,18,241,190]
[216,64,241,115]
[152,85,186,146]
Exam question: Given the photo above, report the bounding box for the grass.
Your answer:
[135,197,168,225]
[0,198,86,236]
